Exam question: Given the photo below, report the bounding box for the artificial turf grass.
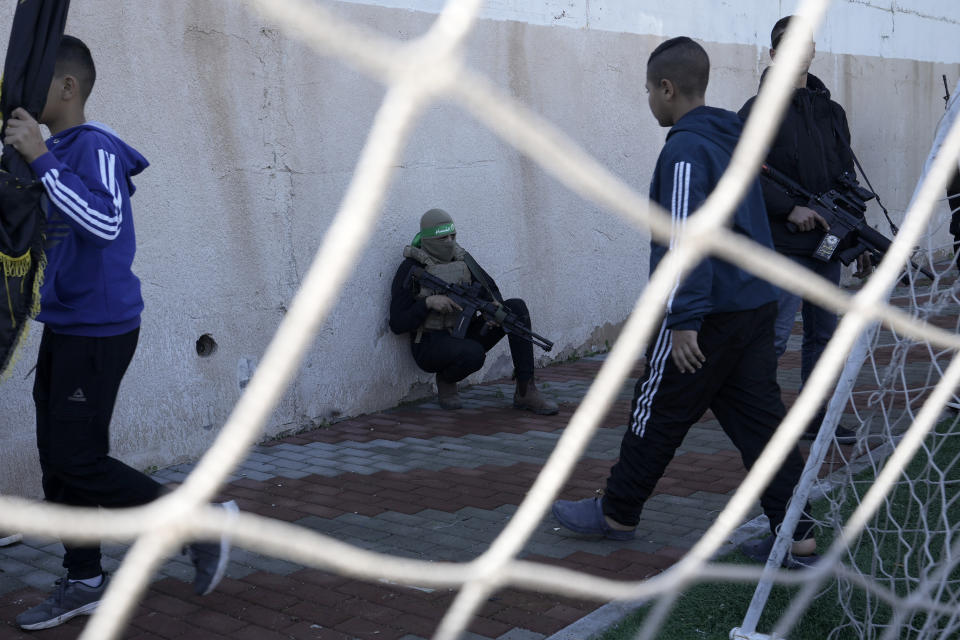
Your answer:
[596,547,853,640]
[596,416,960,640]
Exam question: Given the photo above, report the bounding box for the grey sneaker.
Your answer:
[552,496,635,541]
[188,500,238,596]
[16,575,107,630]
[0,532,22,546]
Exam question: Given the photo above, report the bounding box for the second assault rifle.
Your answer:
[406,266,554,352]
[760,163,935,279]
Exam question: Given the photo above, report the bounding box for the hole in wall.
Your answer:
[196,334,218,357]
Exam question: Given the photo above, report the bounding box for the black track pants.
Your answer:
[411,298,535,383]
[33,326,163,579]
[602,302,814,541]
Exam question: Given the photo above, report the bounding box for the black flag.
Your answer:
[0,0,71,377]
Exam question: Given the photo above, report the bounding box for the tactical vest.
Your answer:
[403,245,472,334]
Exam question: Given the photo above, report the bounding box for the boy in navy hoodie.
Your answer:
[552,37,818,567]
[4,35,234,630]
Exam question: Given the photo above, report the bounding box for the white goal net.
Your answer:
[734,72,960,640]
[1,1,959,640]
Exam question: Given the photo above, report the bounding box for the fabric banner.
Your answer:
[0,0,70,377]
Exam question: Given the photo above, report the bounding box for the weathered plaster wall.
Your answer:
[1,1,958,498]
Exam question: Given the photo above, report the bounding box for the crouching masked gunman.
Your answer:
[389,208,558,414]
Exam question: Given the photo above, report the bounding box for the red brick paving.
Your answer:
[1,292,941,640]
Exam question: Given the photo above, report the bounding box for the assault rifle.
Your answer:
[406,266,554,352]
[760,163,935,279]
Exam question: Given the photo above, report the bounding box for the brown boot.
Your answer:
[436,375,462,410]
[513,380,558,415]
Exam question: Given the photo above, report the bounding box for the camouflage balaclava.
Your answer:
[412,208,457,262]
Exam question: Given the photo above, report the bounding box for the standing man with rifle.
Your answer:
[948,169,960,272]
[389,208,558,415]
[945,77,960,273]
[739,16,865,443]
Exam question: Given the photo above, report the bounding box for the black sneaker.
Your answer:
[803,424,858,444]
[739,535,819,570]
[187,500,238,596]
[800,409,827,441]
[833,426,858,445]
[800,407,858,444]
[16,575,107,630]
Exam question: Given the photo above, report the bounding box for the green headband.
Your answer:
[411,221,456,247]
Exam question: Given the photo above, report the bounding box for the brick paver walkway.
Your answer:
[1,281,954,639]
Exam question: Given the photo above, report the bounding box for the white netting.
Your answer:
[817,169,960,638]
[1,2,959,640]
[734,79,960,640]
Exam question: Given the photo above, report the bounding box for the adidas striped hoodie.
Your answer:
[29,122,149,336]
[648,105,778,332]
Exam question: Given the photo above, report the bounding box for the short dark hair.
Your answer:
[771,16,792,49]
[55,35,96,101]
[646,37,709,98]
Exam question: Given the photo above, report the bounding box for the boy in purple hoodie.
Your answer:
[4,35,234,630]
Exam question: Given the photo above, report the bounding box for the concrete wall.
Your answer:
[1,0,958,498]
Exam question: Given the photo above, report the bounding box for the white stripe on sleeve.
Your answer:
[666,161,691,311]
[39,150,124,241]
